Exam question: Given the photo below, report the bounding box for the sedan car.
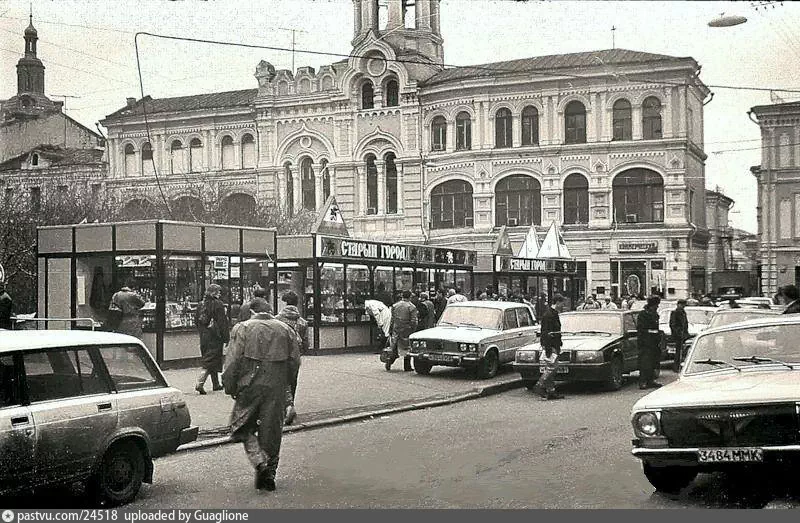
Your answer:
[408,301,539,379]
[0,331,198,505]
[631,316,800,494]
[513,310,656,391]
[659,306,717,360]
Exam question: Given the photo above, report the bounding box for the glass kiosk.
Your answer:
[493,255,579,314]
[277,234,478,353]
[37,220,277,366]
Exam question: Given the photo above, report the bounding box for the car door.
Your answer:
[23,347,118,485]
[621,312,639,372]
[515,307,539,350]
[0,352,36,493]
[498,308,522,363]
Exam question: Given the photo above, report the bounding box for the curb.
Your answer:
[175,378,523,454]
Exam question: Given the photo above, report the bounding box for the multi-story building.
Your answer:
[750,101,800,295]
[704,188,735,291]
[101,0,711,300]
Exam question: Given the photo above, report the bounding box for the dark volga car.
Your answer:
[514,310,657,391]
[0,331,197,505]
[631,316,800,494]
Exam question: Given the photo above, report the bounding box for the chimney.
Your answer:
[126,97,136,108]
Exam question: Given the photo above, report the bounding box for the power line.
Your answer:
[0,47,135,86]
[0,14,136,35]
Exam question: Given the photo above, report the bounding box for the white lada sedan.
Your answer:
[0,331,198,505]
[631,315,800,494]
[408,301,539,379]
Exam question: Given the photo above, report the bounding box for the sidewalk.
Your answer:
[163,353,521,439]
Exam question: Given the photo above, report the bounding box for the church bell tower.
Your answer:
[16,13,46,95]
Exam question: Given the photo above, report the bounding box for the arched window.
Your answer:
[141,142,154,176]
[361,81,374,110]
[642,97,663,140]
[31,153,38,166]
[241,134,256,169]
[285,163,294,215]
[221,135,235,170]
[564,101,587,144]
[301,158,316,211]
[563,173,589,224]
[170,140,184,174]
[172,196,204,222]
[220,193,257,225]
[385,153,397,214]
[124,144,137,176]
[120,199,158,221]
[189,138,203,173]
[365,154,378,214]
[385,79,399,107]
[456,112,471,150]
[277,81,289,96]
[495,175,541,227]
[430,180,474,229]
[612,168,664,223]
[321,159,331,202]
[521,106,539,146]
[612,99,632,141]
[321,76,334,91]
[495,108,512,148]
[298,78,311,94]
[431,116,447,151]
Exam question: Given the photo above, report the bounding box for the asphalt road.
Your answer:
[6,370,800,509]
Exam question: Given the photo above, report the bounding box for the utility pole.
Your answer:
[51,94,81,146]
[277,27,308,72]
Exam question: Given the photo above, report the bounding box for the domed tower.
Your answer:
[352,0,443,79]
[16,14,46,95]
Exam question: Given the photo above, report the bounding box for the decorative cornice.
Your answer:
[428,161,475,173]
[609,151,665,159]
[491,157,542,166]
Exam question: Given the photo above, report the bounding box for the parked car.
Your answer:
[0,331,198,505]
[408,301,539,378]
[658,306,716,361]
[631,316,800,494]
[735,297,775,308]
[513,310,660,391]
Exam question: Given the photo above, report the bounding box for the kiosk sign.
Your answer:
[317,236,477,266]
[495,256,577,274]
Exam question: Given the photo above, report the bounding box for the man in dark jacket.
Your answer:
[637,295,663,389]
[388,290,418,371]
[410,292,429,332]
[535,294,566,400]
[196,284,230,394]
[276,291,307,426]
[0,282,13,330]
[669,299,689,372]
[240,286,268,322]
[420,292,436,329]
[432,289,447,322]
[222,298,300,492]
[779,285,800,314]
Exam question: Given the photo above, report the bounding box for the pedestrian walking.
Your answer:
[534,294,566,400]
[778,285,800,314]
[109,280,145,339]
[446,288,468,305]
[240,285,268,322]
[222,298,300,492]
[637,295,663,390]
[420,292,436,329]
[387,290,418,371]
[0,282,13,330]
[276,291,308,426]
[433,289,447,321]
[410,292,429,331]
[195,284,230,394]
[669,299,689,372]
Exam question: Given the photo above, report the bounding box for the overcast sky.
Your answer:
[3,0,800,233]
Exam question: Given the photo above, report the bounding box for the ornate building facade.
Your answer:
[751,101,800,295]
[101,0,712,299]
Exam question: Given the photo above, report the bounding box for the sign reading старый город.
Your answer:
[316,235,477,266]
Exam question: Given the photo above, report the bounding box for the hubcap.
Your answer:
[106,455,133,492]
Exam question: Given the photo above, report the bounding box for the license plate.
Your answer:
[427,353,457,363]
[697,448,763,463]
[540,365,569,374]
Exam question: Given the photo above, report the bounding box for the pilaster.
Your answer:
[376,160,386,214]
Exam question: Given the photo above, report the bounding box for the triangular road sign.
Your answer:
[311,195,350,237]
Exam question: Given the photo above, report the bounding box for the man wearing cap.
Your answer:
[669,299,689,372]
[637,295,663,389]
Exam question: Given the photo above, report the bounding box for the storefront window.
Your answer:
[319,263,345,324]
[164,255,202,329]
[276,265,302,317]
[414,268,430,294]
[115,255,157,332]
[374,266,394,305]
[395,267,414,293]
[346,265,370,323]
[76,256,113,327]
[435,269,455,294]
[205,255,231,303]
[455,270,472,298]
[243,258,276,306]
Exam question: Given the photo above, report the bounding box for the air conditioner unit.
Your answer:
[507,218,519,227]
[464,216,474,227]
[432,143,445,152]
[367,207,377,215]
[625,213,638,223]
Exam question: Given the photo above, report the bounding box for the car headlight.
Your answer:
[575,350,604,363]
[633,411,661,437]
[459,343,478,352]
[411,340,427,350]
[516,350,539,363]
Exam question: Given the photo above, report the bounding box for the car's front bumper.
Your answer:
[631,443,800,467]
[179,425,199,446]
[410,351,481,367]
[513,361,612,382]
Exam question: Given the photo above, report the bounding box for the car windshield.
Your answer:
[559,313,621,335]
[708,310,778,329]
[685,323,800,375]
[438,306,502,329]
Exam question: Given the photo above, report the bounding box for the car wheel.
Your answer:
[642,463,697,494]
[478,350,499,379]
[605,357,624,391]
[414,359,432,375]
[90,440,146,506]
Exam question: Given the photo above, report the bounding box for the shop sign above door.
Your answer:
[617,241,659,253]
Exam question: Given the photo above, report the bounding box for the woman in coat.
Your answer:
[110,281,145,339]
[196,284,230,394]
